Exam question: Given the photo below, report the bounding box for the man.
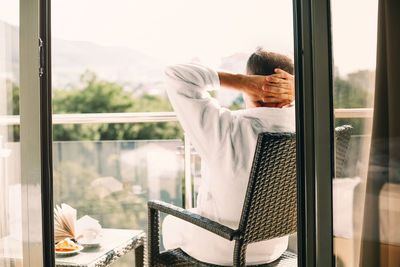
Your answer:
[162,48,295,265]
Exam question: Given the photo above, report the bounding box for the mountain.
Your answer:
[0,21,164,90]
[52,38,164,89]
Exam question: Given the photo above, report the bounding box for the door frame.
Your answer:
[39,0,55,265]
[293,0,334,266]
[20,0,54,265]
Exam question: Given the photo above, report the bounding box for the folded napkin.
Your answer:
[54,203,102,243]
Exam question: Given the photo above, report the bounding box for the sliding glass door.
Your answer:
[1,0,53,265]
[330,0,378,266]
[295,0,399,267]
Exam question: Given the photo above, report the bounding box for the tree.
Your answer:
[229,94,245,111]
[52,70,183,141]
[6,80,20,141]
[333,74,374,134]
[53,161,147,229]
[347,70,375,92]
[333,76,372,109]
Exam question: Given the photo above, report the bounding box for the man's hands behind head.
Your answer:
[243,68,294,108]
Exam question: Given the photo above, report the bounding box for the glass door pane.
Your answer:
[51,0,297,265]
[0,0,22,265]
[331,0,378,266]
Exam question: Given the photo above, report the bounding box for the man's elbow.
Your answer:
[164,64,185,81]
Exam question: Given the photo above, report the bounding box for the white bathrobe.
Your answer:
[162,63,296,265]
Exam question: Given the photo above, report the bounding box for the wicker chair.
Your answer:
[148,126,352,267]
[334,125,353,178]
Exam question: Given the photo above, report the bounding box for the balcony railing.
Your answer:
[333,108,373,118]
[0,108,374,126]
[0,112,178,125]
[0,108,372,232]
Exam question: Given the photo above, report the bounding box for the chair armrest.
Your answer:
[148,200,239,241]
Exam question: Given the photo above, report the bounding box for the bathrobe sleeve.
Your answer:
[164,63,234,164]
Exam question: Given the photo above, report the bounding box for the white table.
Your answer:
[55,229,145,267]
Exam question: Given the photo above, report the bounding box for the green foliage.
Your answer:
[53,161,147,229]
[208,90,217,98]
[333,76,372,109]
[53,71,134,114]
[53,161,99,206]
[347,70,375,92]
[333,74,374,134]
[229,94,245,110]
[52,70,183,141]
[6,80,20,141]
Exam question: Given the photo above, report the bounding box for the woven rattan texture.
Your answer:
[148,207,161,266]
[156,249,297,267]
[334,125,352,178]
[240,133,297,245]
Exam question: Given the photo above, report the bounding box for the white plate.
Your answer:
[55,245,84,257]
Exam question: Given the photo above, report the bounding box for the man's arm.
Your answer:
[218,70,294,107]
[164,64,233,164]
[164,64,294,164]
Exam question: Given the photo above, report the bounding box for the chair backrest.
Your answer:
[238,132,297,244]
[334,125,353,178]
[237,125,353,245]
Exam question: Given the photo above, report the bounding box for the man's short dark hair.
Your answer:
[246,48,294,76]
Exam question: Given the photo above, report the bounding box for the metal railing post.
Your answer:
[184,133,193,209]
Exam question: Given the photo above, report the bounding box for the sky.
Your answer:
[49,0,295,67]
[0,0,378,74]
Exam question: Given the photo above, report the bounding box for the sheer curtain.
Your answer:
[360,1,400,266]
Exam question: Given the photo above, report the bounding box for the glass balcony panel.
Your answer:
[53,138,184,230]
